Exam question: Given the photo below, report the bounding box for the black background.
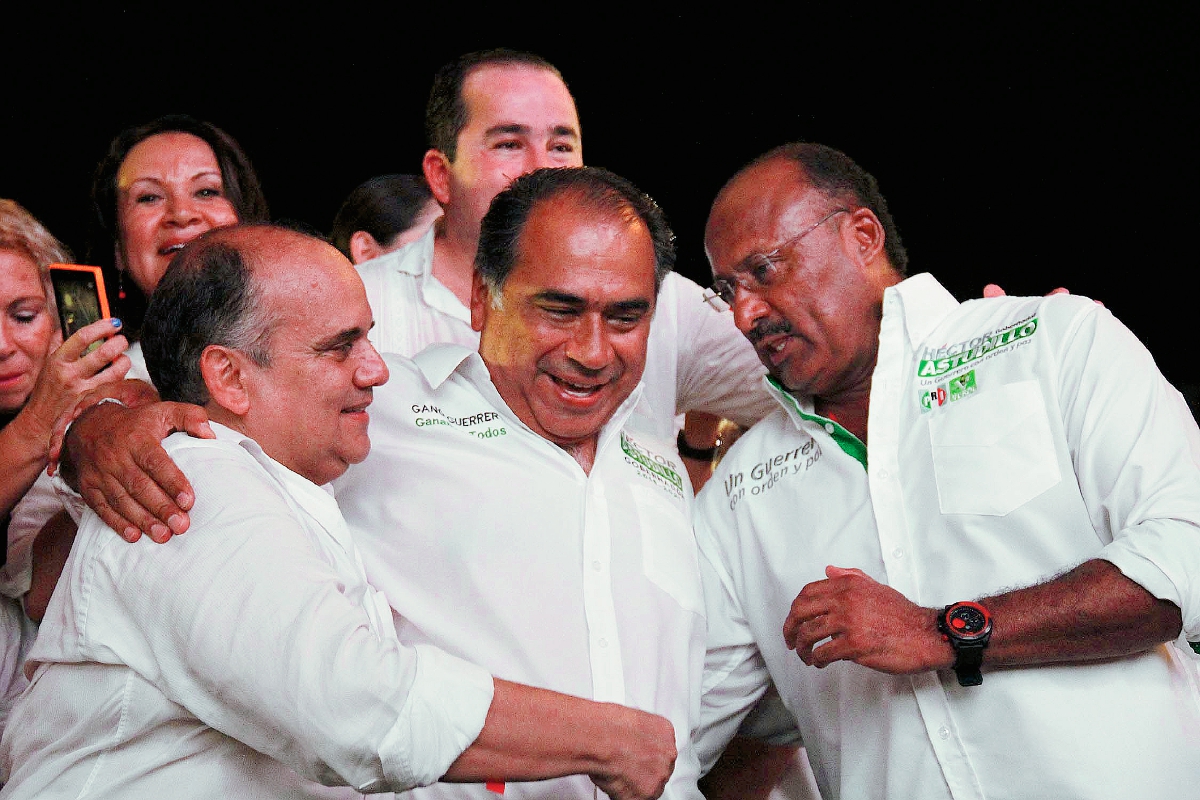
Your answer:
[4,6,1196,395]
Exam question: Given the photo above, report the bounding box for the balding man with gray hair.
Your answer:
[0,224,676,800]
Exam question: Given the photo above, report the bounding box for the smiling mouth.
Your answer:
[549,374,606,399]
[158,243,189,257]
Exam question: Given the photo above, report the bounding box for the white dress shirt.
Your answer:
[0,423,495,799]
[0,339,152,742]
[694,274,1200,800]
[333,346,708,799]
[355,228,776,439]
[1,460,68,744]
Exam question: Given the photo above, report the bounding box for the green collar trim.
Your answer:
[769,377,868,470]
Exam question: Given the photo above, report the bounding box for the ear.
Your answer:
[845,208,887,268]
[200,344,252,416]
[469,269,491,333]
[423,149,453,206]
[349,231,382,265]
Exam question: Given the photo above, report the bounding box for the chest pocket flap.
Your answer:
[928,379,1061,516]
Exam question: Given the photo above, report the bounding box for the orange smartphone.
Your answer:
[48,264,111,348]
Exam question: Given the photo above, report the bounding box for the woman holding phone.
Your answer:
[0,200,129,519]
[0,199,128,738]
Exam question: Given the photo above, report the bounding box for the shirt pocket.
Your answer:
[632,486,704,615]
[928,380,1061,516]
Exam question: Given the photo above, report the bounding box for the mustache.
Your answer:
[747,319,794,345]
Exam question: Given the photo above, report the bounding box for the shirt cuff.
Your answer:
[1099,519,1200,641]
[378,643,495,790]
[50,472,88,525]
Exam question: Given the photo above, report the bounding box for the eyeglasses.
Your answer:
[702,208,849,311]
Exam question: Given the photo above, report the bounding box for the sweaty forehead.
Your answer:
[706,159,826,269]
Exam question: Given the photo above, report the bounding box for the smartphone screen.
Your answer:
[48,264,111,346]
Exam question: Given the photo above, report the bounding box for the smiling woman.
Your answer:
[87,115,269,346]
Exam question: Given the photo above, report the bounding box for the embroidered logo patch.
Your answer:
[621,432,684,499]
[917,315,1038,378]
[409,403,508,439]
[920,370,978,413]
[920,385,948,412]
[948,369,978,401]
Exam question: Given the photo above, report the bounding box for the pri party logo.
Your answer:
[921,369,977,412]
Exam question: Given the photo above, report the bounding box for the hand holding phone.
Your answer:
[27,316,129,422]
[49,264,111,352]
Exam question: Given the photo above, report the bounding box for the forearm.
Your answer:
[979,558,1182,666]
[0,412,52,519]
[25,510,77,622]
[444,679,670,784]
[786,560,1184,675]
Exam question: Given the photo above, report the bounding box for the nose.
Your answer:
[164,193,202,228]
[528,144,565,173]
[565,315,613,372]
[0,321,15,357]
[731,284,772,336]
[355,342,390,388]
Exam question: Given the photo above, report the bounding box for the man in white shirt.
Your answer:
[0,225,677,799]
[335,166,708,799]
[693,142,1200,799]
[354,49,775,488]
[57,50,772,560]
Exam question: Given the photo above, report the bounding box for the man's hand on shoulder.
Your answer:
[61,399,214,543]
[782,566,952,675]
[48,378,161,465]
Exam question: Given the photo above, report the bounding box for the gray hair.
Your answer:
[141,227,276,405]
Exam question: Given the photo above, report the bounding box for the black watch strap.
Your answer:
[950,642,986,687]
[938,601,993,687]
[677,429,718,460]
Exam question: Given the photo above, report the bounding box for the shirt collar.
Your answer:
[206,421,350,548]
[370,224,436,278]
[889,272,960,347]
[412,342,478,389]
[764,377,868,468]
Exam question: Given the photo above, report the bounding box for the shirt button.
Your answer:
[938,725,950,740]
[879,469,890,480]
[598,638,608,648]
[892,547,904,559]
[824,423,835,434]
[592,560,602,571]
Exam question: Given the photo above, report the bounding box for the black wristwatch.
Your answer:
[937,601,993,687]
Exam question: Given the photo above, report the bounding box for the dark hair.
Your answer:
[142,227,273,406]
[476,166,675,295]
[329,174,435,258]
[426,49,567,161]
[88,115,269,333]
[754,142,908,275]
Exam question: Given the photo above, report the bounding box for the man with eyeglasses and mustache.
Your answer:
[692,142,1200,800]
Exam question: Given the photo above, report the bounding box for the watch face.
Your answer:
[946,603,991,641]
